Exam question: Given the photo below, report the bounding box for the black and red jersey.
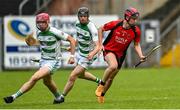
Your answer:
[102,19,141,57]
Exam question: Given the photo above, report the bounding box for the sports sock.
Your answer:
[60,94,65,98]
[62,93,66,97]
[95,78,101,83]
[53,91,61,98]
[12,90,23,99]
[101,92,105,96]
[100,80,105,86]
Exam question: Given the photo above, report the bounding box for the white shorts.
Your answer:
[39,59,62,74]
[76,54,96,69]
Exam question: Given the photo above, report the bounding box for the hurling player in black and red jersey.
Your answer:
[95,7,146,103]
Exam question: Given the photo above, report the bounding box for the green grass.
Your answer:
[0,67,180,109]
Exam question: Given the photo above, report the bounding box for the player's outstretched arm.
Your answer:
[134,42,146,61]
[98,26,104,48]
[66,35,76,64]
[88,41,100,60]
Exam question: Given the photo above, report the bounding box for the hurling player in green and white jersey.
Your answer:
[3,13,76,104]
[56,7,102,103]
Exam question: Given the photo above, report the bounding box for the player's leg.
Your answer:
[95,52,118,96]
[102,69,119,95]
[95,52,118,103]
[97,70,119,104]
[60,65,85,98]
[102,54,124,96]
[77,55,101,83]
[102,52,118,83]
[42,75,62,104]
[3,66,50,104]
[42,59,63,104]
[78,71,102,84]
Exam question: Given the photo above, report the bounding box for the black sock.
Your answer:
[101,92,105,96]
[100,81,105,86]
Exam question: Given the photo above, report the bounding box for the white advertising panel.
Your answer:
[4,15,118,69]
[4,16,39,69]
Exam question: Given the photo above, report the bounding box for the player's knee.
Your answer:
[69,74,77,82]
[108,65,118,71]
[78,74,84,79]
[30,75,40,82]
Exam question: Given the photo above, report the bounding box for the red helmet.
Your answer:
[36,13,50,23]
[124,7,139,21]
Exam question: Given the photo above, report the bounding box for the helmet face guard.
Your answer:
[130,13,139,19]
[124,7,139,21]
[77,7,89,17]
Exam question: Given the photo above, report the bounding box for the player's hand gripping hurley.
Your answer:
[134,45,161,68]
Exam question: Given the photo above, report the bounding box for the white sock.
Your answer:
[11,90,23,100]
[60,94,65,98]
[12,94,16,100]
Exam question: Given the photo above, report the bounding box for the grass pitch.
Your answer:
[0,67,180,109]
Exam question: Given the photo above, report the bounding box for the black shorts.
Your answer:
[103,50,126,69]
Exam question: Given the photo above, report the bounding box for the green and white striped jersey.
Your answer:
[75,21,98,57]
[37,26,68,60]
